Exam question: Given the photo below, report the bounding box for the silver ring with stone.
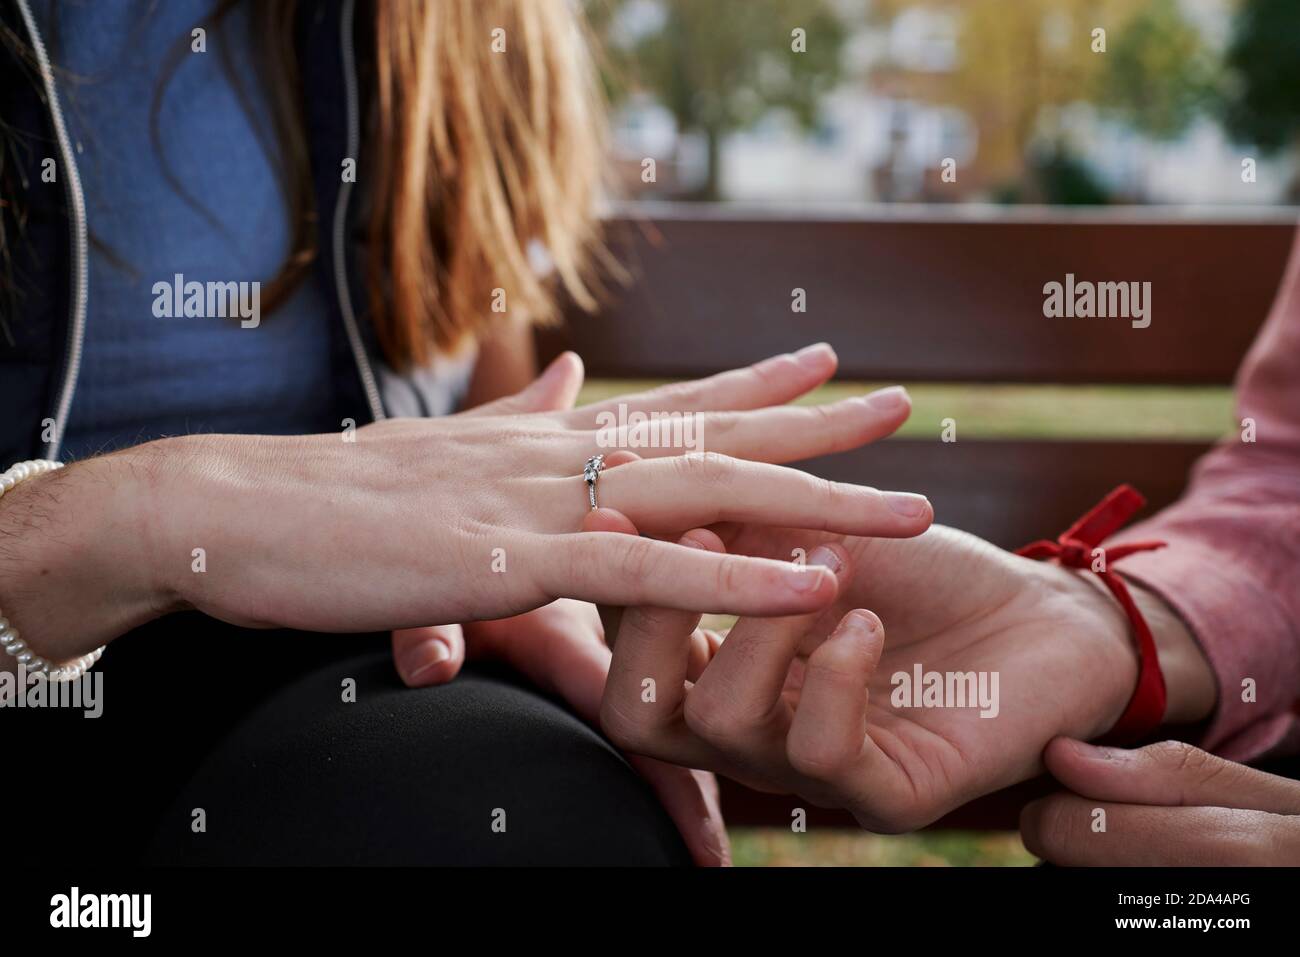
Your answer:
[583,454,606,511]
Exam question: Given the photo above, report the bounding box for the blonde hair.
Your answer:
[6,0,610,363]
[366,0,606,367]
[235,0,606,367]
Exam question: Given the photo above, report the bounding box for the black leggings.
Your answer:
[14,614,691,866]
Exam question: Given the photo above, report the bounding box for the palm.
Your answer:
[719,523,1137,830]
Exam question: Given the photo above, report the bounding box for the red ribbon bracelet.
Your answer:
[1016,484,1167,745]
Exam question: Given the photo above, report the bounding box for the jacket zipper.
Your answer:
[333,0,386,422]
[19,0,385,453]
[16,0,88,460]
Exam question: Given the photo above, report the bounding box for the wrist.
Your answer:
[149,432,275,617]
[1067,567,1215,733]
[118,437,193,618]
[1054,567,1142,737]
[0,446,174,664]
[1128,581,1216,727]
[154,431,356,631]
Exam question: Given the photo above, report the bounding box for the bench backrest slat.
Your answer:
[545,211,1294,384]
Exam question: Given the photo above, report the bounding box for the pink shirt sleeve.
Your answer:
[1109,230,1300,763]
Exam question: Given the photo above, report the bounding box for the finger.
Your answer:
[539,531,839,616]
[571,343,837,424]
[686,545,850,752]
[581,507,640,536]
[583,506,718,664]
[467,602,612,719]
[601,530,724,756]
[1043,738,1300,815]
[786,609,883,785]
[627,757,732,867]
[391,623,466,688]
[465,351,585,417]
[579,505,641,647]
[594,453,931,538]
[686,628,725,683]
[1019,794,1293,866]
[620,386,911,465]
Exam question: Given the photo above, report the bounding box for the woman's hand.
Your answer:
[597,519,1217,832]
[1021,738,1300,865]
[5,344,931,667]
[164,346,926,630]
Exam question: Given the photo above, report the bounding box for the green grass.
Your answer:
[582,377,1230,865]
[580,380,1235,441]
[729,829,1037,867]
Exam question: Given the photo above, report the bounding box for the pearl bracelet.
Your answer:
[0,459,107,682]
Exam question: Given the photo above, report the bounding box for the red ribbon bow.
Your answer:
[1016,484,1168,744]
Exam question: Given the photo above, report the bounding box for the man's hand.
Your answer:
[1021,738,1300,865]
[599,521,1217,832]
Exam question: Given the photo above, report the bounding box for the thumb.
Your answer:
[1043,737,1300,814]
[465,351,585,417]
[391,624,466,688]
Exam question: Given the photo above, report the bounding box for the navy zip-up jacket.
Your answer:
[0,0,467,466]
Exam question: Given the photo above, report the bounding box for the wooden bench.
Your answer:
[542,203,1296,828]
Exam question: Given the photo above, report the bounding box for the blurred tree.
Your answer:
[1220,0,1300,196]
[1099,0,1216,141]
[872,0,1214,202]
[588,0,845,199]
[1027,145,1112,205]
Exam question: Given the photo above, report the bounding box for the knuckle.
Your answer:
[808,401,845,450]
[1032,797,1082,862]
[561,537,597,594]
[811,475,840,521]
[705,410,740,441]
[675,451,733,486]
[751,354,789,388]
[683,687,751,745]
[622,605,682,638]
[612,540,658,595]
[802,652,863,692]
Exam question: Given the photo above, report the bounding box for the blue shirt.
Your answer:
[36,0,342,460]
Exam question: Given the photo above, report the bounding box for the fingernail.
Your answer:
[788,565,831,593]
[842,609,879,635]
[408,641,451,682]
[884,491,929,518]
[795,342,834,367]
[865,385,909,411]
[807,544,844,575]
[1068,739,1128,762]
